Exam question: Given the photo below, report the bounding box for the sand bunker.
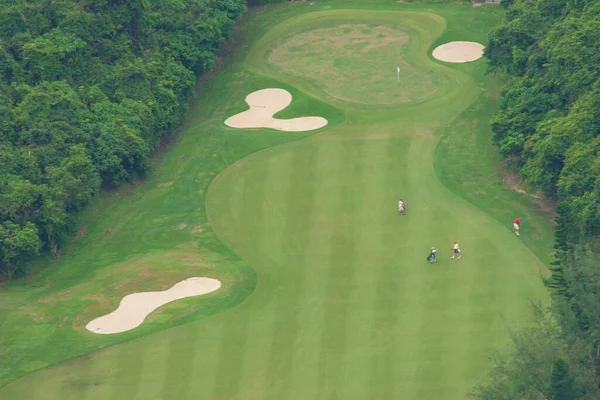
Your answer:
[86,277,221,334]
[224,88,328,132]
[432,41,485,63]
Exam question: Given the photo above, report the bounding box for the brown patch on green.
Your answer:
[501,161,558,223]
[77,223,87,238]
[20,308,47,323]
[113,180,141,197]
[151,133,177,161]
[70,252,217,332]
[169,251,211,266]
[268,24,439,105]
[44,252,211,306]
[60,222,89,256]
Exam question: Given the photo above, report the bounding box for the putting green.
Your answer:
[0,5,550,400]
[268,24,441,104]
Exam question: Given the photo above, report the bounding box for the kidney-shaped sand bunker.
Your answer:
[86,277,221,334]
[225,88,328,132]
[432,41,485,63]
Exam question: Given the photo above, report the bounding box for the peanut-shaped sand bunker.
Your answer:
[86,277,221,334]
[224,88,328,132]
[432,41,485,63]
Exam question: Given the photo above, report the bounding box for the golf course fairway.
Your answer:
[0,2,554,400]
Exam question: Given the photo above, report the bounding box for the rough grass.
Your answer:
[434,72,555,265]
[0,248,253,386]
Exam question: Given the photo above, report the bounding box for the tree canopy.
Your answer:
[486,0,600,251]
[472,0,600,398]
[0,0,246,278]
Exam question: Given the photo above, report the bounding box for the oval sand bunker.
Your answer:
[86,277,221,334]
[224,88,328,132]
[432,41,484,63]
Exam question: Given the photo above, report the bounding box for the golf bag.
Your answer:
[427,249,437,263]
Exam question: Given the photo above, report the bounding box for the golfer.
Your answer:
[427,247,437,263]
[451,241,461,259]
[514,217,521,236]
[398,199,406,216]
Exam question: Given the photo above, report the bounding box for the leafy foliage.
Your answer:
[550,359,577,400]
[473,0,600,397]
[0,221,41,279]
[472,248,600,399]
[0,0,246,278]
[486,0,600,253]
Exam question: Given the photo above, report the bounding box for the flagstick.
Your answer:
[397,66,400,83]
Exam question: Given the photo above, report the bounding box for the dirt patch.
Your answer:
[104,180,141,198]
[504,168,536,198]
[151,134,177,161]
[71,252,216,332]
[77,223,87,238]
[60,222,88,256]
[268,24,438,105]
[362,35,406,53]
[20,308,47,323]
[49,252,211,305]
[169,251,211,266]
[502,165,558,223]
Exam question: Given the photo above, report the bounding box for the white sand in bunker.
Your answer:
[224,88,328,132]
[86,277,221,334]
[432,41,485,63]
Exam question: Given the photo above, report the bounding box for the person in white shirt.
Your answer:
[427,247,437,263]
[398,199,406,215]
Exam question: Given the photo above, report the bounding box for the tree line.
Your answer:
[0,0,247,279]
[472,0,600,398]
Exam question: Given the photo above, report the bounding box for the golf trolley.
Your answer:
[427,249,437,264]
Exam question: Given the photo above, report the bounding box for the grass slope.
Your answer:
[0,2,551,400]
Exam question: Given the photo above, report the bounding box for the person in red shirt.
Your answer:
[514,217,521,236]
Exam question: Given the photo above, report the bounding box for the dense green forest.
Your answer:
[0,0,246,278]
[486,0,600,251]
[472,0,600,398]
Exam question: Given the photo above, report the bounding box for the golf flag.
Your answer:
[397,67,401,73]
[397,66,401,83]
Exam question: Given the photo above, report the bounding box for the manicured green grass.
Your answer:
[0,2,551,400]
[267,23,442,104]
